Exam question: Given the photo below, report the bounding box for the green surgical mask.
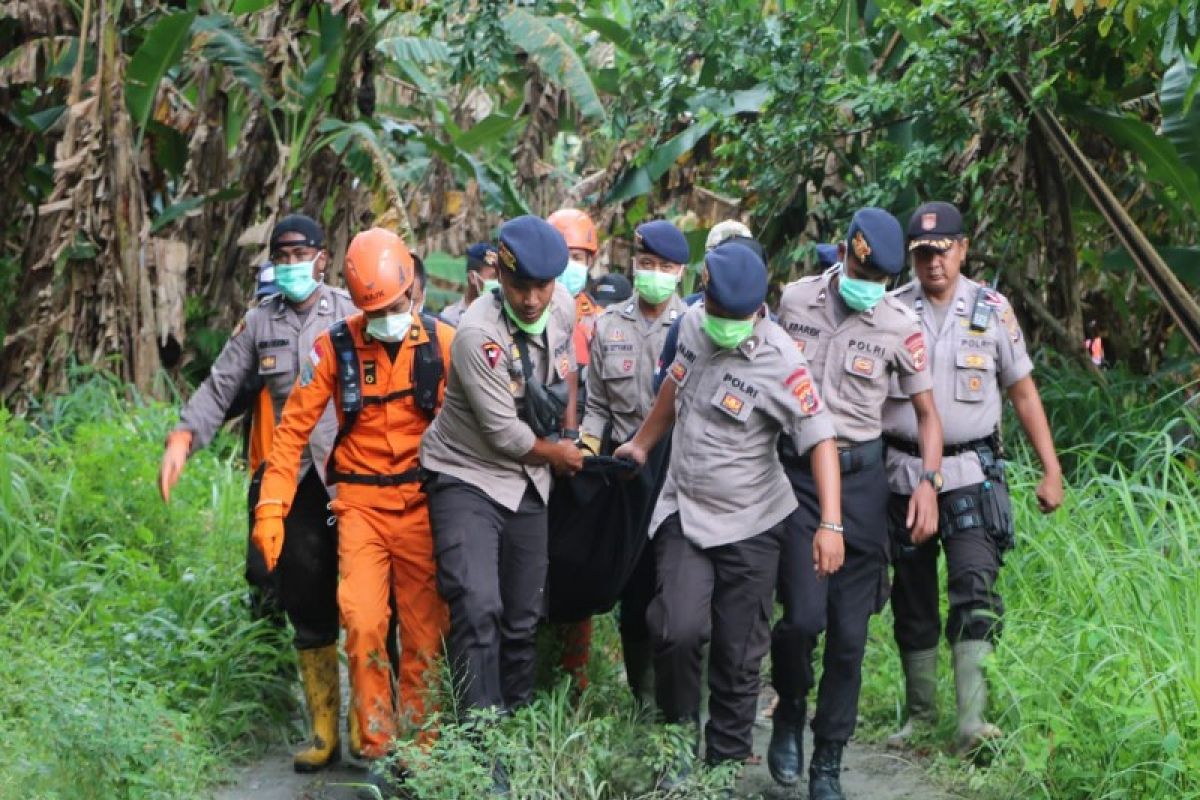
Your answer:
[503,300,551,336]
[274,261,319,303]
[838,272,886,312]
[634,270,679,304]
[483,279,501,295]
[702,311,755,349]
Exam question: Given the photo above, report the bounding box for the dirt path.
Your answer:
[214,668,963,799]
[215,719,962,799]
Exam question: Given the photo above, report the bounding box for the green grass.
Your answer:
[856,356,1200,799]
[0,370,294,800]
[4,359,1198,799]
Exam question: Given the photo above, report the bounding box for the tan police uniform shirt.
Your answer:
[175,284,356,486]
[439,297,468,327]
[649,307,836,549]
[420,284,577,512]
[883,276,1033,494]
[775,270,932,444]
[581,294,685,445]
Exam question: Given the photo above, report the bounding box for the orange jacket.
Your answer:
[573,293,601,367]
[247,386,275,475]
[259,313,454,513]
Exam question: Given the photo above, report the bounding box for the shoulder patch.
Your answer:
[982,289,1005,308]
[785,367,820,414]
[904,331,928,371]
[482,341,503,369]
[669,361,688,384]
[309,342,323,366]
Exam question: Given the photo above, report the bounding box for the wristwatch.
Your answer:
[920,470,944,492]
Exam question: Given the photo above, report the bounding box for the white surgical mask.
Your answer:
[366,311,413,343]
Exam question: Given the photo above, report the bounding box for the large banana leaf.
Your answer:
[501,9,606,122]
[1161,58,1200,177]
[376,35,452,66]
[125,11,196,142]
[605,86,771,204]
[191,13,266,97]
[1063,101,1200,216]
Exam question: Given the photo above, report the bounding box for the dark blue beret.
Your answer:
[465,242,498,272]
[815,243,839,268]
[714,235,766,263]
[845,208,905,276]
[635,220,690,265]
[704,242,767,317]
[497,216,569,281]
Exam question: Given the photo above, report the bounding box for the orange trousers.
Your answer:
[333,500,449,759]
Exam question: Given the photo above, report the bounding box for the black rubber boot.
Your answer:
[767,697,805,786]
[358,761,411,800]
[808,737,846,800]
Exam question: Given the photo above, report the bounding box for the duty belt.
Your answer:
[791,437,883,475]
[327,466,425,486]
[883,435,994,458]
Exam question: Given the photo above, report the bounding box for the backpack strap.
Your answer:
[327,320,362,473]
[411,313,444,420]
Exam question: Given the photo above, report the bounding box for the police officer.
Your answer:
[419,216,583,734]
[440,243,499,327]
[883,202,1063,753]
[768,208,944,800]
[158,214,356,772]
[579,219,689,704]
[615,243,842,789]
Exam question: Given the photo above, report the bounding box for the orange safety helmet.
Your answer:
[547,208,599,254]
[344,228,415,312]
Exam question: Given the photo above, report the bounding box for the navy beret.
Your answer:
[465,242,498,272]
[815,243,839,268]
[592,273,632,307]
[846,207,905,276]
[497,216,569,281]
[635,220,690,265]
[704,242,767,317]
[714,234,766,263]
[270,214,324,251]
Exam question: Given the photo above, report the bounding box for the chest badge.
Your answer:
[363,360,377,385]
[851,355,874,376]
[622,359,634,373]
[609,329,625,341]
[259,354,277,371]
[720,393,745,415]
[964,354,986,369]
[967,375,983,392]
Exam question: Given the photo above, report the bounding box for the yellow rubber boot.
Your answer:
[293,645,341,773]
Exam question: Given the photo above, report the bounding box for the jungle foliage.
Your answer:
[1,0,1199,402]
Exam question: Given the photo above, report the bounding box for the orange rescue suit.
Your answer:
[259,312,452,757]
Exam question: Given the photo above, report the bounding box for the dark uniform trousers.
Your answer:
[246,465,340,650]
[771,451,890,744]
[428,475,548,713]
[889,485,1004,651]
[649,513,781,763]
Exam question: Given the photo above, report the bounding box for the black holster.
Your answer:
[523,379,567,439]
[974,441,1015,552]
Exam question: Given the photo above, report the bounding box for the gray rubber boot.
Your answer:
[886,647,939,748]
[952,640,1002,753]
